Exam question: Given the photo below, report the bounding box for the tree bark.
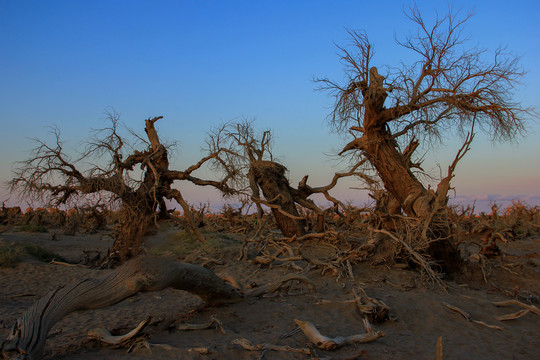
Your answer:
[108,202,153,263]
[250,161,306,237]
[1,256,242,360]
[342,67,462,273]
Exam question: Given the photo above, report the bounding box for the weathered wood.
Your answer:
[250,161,306,237]
[1,256,242,360]
[295,318,384,350]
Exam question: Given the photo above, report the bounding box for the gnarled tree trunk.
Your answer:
[341,68,462,273]
[250,161,306,237]
[1,256,242,360]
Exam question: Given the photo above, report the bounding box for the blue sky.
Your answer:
[1,0,539,212]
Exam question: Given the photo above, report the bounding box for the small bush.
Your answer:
[24,245,65,263]
[18,223,48,233]
[0,241,25,268]
[149,230,236,258]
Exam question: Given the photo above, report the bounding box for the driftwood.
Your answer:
[295,318,384,350]
[492,299,540,321]
[176,314,226,334]
[88,316,151,346]
[231,338,312,355]
[88,315,224,354]
[436,336,443,360]
[442,302,502,331]
[246,274,316,298]
[352,287,391,323]
[0,256,242,360]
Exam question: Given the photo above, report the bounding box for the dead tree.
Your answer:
[318,6,532,272]
[9,113,234,263]
[0,256,316,360]
[206,119,360,236]
[0,256,241,360]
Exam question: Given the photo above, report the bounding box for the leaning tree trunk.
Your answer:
[363,129,461,273]
[250,161,306,237]
[0,256,242,360]
[347,67,462,274]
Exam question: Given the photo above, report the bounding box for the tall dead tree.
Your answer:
[9,113,233,263]
[318,7,532,272]
[206,119,359,236]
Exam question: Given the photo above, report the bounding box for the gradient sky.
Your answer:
[1,0,539,212]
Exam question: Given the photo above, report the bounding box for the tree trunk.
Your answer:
[1,256,242,360]
[250,161,306,237]
[364,129,430,217]
[362,127,461,273]
[108,205,152,264]
[349,67,461,273]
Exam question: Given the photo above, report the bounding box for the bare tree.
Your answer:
[206,119,359,236]
[318,6,533,272]
[9,112,233,263]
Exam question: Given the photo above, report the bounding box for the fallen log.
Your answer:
[0,256,242,360]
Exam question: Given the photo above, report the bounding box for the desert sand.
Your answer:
[1,223,539,360]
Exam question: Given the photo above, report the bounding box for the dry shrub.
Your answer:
[21,207,48,227]
[64,208,83,235]
[0,240,25,268]
[46,207,66,227]
[451,200,540,248]
[0,206,23,225]
[63,207,108,235]
[217,204,257,233]
[498,200,540,238]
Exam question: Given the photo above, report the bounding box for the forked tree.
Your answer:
[206,119,359,236]
[318,7,532,272]
[9,113,233,263]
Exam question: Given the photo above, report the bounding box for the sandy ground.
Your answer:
[1,224,539,360]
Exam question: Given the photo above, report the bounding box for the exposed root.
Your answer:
[492,299,540,317]
[373,228,445,288]
[495,309,531,321]
[442,302,502,330]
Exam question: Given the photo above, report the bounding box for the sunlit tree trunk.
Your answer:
[347,68,461,273]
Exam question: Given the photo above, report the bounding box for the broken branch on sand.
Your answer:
[49,259,89,268]
[492,299,540,320]
[443,302,503,330]
[176,314,226,334]
[88,316,151,346]
[436,336,443,360]
[495,309,531,321]
[246,273,316,298]
[231,338,312,355]
[294,318,384,350]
